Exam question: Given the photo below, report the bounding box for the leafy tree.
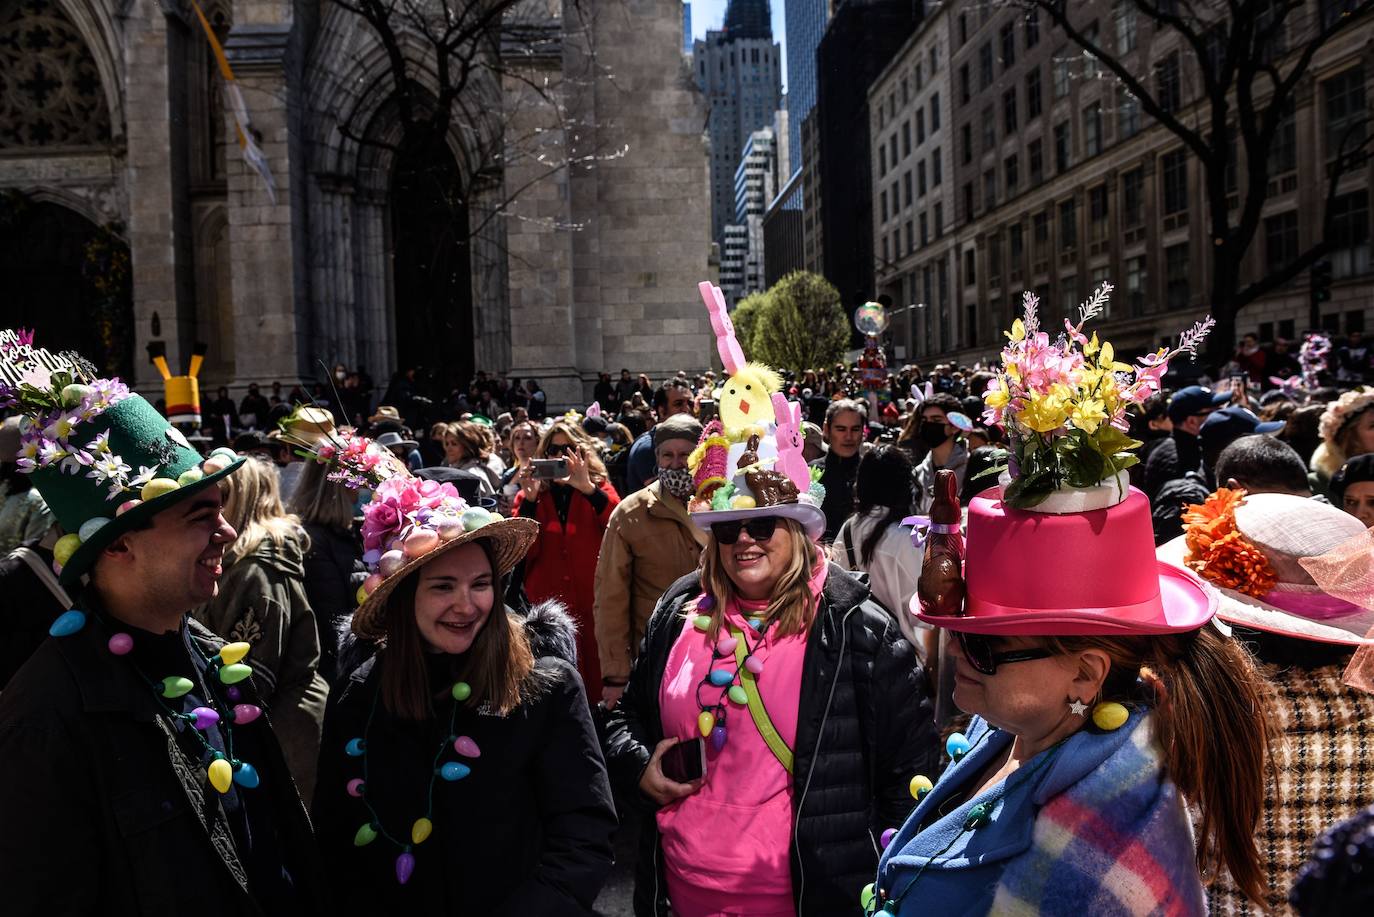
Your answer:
[730,291,769,356]
[751,272,850,370]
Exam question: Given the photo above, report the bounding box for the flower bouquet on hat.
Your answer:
[982,283,1214,512]
[284,417,536,641]
[687,282,826,540]
[0,328,244,587]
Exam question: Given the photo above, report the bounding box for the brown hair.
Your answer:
[537,419,608,483]
[446,421,492,463]
[378,539,536,720]
[1041,627,1274,904]
[1336,404,1373,462]
[694,517,819,640]
[287,451,355,534]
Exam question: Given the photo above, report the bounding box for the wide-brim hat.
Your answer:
[1158,491,1374,646]
[686,421,826,542]
[914,486,1216,635]
[352,516,537,641]
[29,395,244,586]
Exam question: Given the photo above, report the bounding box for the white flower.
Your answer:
[44,410,79,442]
[128,465,159,488]
[17,440,39,463]
[86,453,131,484]
[86,431,111,454]
[37,441,67,467]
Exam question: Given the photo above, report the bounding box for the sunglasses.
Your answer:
[957,631,1053,676]
[711,517,780,545]
[544,443,574,456]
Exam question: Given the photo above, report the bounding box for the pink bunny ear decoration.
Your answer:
[770,392,811,491]
[698,281,746,374]
[586,401,602,419]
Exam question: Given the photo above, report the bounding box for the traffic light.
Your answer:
[1311,259,1333,306]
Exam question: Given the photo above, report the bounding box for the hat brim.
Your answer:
[690,502,827,542]
[912,560,1217,635]
[1157,535,1374,646]
[59,457,247,587]
[352,516,539,641]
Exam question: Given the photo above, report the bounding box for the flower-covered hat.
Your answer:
[278,413,536,641]
[1158,490,1374,646]
[687,282,825,540]
[1314,386,1374,477]
[1,329,245,586]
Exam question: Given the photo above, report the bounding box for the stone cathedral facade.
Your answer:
[0,0,714,408]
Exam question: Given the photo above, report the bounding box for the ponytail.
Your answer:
[1045,626,1275,905]
[1148,626,1273,905]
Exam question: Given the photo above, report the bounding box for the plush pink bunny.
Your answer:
[771,392,810,491]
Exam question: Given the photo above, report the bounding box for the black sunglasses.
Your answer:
[957,631,1053,676]
[711,517,780,545]
[544,443,574,456]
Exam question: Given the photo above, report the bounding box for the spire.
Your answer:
[722,0,771,41]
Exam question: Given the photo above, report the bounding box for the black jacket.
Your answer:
[603,566,938,916]
[312,603,615,915]
[299,522,364,686]
[1143,430,1202,502]
[0,615,328,917]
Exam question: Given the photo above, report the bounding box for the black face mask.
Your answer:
[916,420,950,448]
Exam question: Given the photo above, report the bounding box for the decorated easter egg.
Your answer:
[1092,701,1129,731]
[141,477,180,502]
[116,499,142,516]
[403,528,439,558]
[53,533,82,567]
[378,550,406,577]
[177,467,204,486]
[77,517,110,542]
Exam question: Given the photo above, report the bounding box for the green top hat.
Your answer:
[2,330,243,586]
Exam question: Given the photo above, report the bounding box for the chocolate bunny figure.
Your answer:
[739,434,799,506]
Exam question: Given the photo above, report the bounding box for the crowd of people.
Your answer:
[1,314,1373,917]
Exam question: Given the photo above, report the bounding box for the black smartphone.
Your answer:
[661,737,706,783]
[530,458,569,479]
[698,399,718,424]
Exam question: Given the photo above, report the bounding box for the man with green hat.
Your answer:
[0,331,327,915]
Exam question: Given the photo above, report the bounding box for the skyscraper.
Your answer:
[693,0,783,245]
[783,0,829,183]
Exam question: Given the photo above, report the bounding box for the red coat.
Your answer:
[514,480,620,692]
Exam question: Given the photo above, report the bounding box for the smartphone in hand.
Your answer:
[530,458,569,480]
[660,737,707,783]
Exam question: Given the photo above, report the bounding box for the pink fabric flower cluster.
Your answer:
[360,476,468,561]
[311,431,398,490]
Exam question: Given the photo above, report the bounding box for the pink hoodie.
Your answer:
[656,565,827,917]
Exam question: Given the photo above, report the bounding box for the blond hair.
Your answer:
[537,420,609,483]
[287,451,355,534]
[694,517,819,640]
[221,456,308,563]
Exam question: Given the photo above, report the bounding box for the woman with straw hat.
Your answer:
[308,433,616,913]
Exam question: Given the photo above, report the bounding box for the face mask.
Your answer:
[917,420,950,448]
[659,466,695,500]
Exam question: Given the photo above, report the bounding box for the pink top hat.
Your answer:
[914,486,1216,635]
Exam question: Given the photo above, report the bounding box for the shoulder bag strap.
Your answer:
[731,627,794,774]
[10,546,72,609]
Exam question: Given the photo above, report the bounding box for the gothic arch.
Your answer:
[19,185,116,229]
[51,0,124,141]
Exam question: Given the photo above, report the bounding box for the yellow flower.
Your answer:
[1019,392,1070,433]
[1007,319,1026,343]
[1085,332,1100,358]
[985,386,1010,409]
[1071,398,1108,433]
[1098,342,1131,373]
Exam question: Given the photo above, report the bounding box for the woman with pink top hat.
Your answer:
[869,287,1276,916]
[603,283,938,917]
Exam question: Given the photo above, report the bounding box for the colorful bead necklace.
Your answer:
[343,679,482,885]
[48,609,262,793]
[691,592,769,751]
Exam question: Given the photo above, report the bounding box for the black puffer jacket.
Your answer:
[603,565,939,916]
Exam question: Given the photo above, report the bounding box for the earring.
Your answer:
[1068,698,1088,716]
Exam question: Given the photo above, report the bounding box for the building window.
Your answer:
[1059,198,1078,249]
[1121,167,1144,226]
[1156,53,1181,114]
[1264,210,1298,268]
[1001,21,1016,69]
[1116,2,1138,52]
[964,248,977,286]
[904,170,913,206]
[959,12,968,46]
[1089,184,1109,239]
[930,92,940,130]
[920,212,929,245]
[989,233,1003,281]
[930,45,938,74]
[916,162,926,197]
[902,121,912,157]
[881,189,889,222]
[1083,102,1102,157]
[890,134,899,168]
[1060,275,1079,315]
[916,109,926,144]
[1161,149,1188,215]
[879,144,887,176]
[1003,88,1018,133]
[1033,210,1050,259]
[980,42,994,90]
[963,182,975,218]
[1026,66,1042,118]
[932,149,942,186]
[1029,138,1043,184]
[1054,121,1071,172]
[984,169,997,209]
[1117,87,1141,139]
[906,219,914,255]
[1124,255,1146,314]
[1009,222,1024,263]
[1053,51,1071,98]
[1269,99,1296,174]
[982,106,996,150]
[962,123,974,164]
[1005,153,1019,195]
[1331,190,1371,278]
[1324,66,1367,157]
[960,63,971,104]
[1082,24,1101,78]
[1166,243,1190,308]
[882,235,890,263]
[1026,8,1040,47]
[934,202,944,237]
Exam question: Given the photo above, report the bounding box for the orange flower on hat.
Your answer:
[1182,488,1278,597]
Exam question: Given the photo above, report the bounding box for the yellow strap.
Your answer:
[732,627,793,773]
